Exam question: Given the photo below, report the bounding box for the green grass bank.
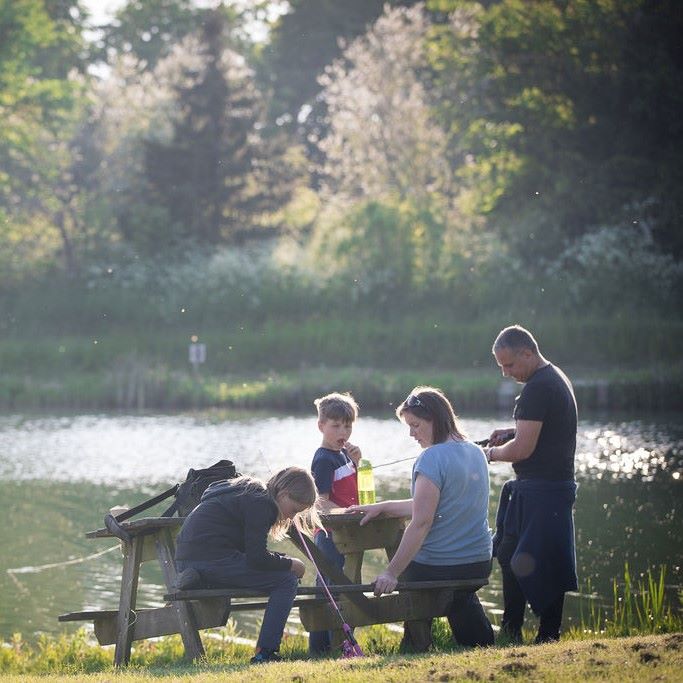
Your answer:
[1,632,681,681]
[1,315,681,412]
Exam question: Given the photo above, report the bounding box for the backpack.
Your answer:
[103,459,240,542]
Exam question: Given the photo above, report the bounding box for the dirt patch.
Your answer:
[664,633,683,650]
[506,651,527,658]
[500,661,538,676]
[591,641,608,650]
[587,657,608,666]
[639,651,661,664]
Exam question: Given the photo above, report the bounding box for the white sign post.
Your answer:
[188,342,206,375]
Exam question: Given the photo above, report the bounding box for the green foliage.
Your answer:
[574,565,682,638]
[261,0,420,122]
[0,0,99,278]
[141,10,295,245]
[426,0,683,260]
[96,0,203,68]
[0,0,85,211]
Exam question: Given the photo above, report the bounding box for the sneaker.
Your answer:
[498,624,523,645]
[174,568,201,591]
[250,648,282,664]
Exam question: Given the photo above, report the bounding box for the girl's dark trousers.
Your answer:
[177,551,298,652]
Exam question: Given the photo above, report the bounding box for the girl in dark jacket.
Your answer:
[175,466,320,663]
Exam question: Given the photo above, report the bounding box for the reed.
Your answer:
[573,564,682,638]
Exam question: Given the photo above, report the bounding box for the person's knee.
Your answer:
[284,570,299,587]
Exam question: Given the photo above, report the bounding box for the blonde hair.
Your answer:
[314,392,359,423]
[230,467,321,541]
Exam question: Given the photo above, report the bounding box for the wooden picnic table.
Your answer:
[58,511,488,665]
[289,511,487,651]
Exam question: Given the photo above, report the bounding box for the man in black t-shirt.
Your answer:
[485,325,578,644]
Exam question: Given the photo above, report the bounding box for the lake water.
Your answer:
[1,411,681,643]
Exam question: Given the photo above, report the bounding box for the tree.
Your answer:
[142,8,294,245]
[0,0,91,278]
[260,0,423,187]
[262,0,420,122]
[317,5,452,205]
[309,5,469,293]
[95,0,203,68]
[426,0,683,259]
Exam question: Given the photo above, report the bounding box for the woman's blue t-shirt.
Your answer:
[411,439,492,566]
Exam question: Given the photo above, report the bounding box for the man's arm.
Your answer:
[487,419,542,463]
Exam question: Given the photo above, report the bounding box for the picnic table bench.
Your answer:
[58,512,488,665]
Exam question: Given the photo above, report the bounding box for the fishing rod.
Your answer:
[258,449,363,657]
[293,523,363,658]
[370,434,514,470]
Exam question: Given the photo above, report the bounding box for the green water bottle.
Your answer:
[357,458,376,504]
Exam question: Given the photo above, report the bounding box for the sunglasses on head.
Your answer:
[405,394,425,409]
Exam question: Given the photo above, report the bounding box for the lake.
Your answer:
[1,410,681,643]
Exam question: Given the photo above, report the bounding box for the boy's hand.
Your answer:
[345,441,362,465]
[290,558,306,578]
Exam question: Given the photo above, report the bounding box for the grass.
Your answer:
[1,632,681,681]
[1,560,681,678]
[1,300,681,411]
[1,362,680,412]
[575,565,683,638]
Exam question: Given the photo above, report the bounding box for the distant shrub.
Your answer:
[545,224,682,313]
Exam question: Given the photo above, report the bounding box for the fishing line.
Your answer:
[370,439,491,471]
[6,544,120,575]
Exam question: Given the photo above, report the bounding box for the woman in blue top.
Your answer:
[348,386,494,651]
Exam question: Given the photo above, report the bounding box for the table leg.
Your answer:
[156,529,205,661]
[401,619,434,653]
[114,536,143,666]
[343,551,364,584]
[385,531,433,653]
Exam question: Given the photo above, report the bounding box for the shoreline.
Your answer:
[1,365,680,413]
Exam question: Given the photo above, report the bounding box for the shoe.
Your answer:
[534,632,560,644]
[174,568,201,591]
[250,648,282,664]
[498,624,523,645]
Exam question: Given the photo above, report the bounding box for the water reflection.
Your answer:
[0,411,681,641]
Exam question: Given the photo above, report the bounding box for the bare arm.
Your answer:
[317,493,338,514]
[373,475,440,595]
[487,419,542,463]
[346,499,413,523]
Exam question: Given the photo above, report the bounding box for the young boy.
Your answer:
[309,392,361,654]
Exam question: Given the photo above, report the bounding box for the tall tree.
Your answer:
[426,0,683,259]
[310,5,465,293]
[143,8,292,245]
[261,0,422,185]
[96,0,203,68]
[0,0,90,277]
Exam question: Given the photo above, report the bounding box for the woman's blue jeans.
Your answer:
[176,551,298,651]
